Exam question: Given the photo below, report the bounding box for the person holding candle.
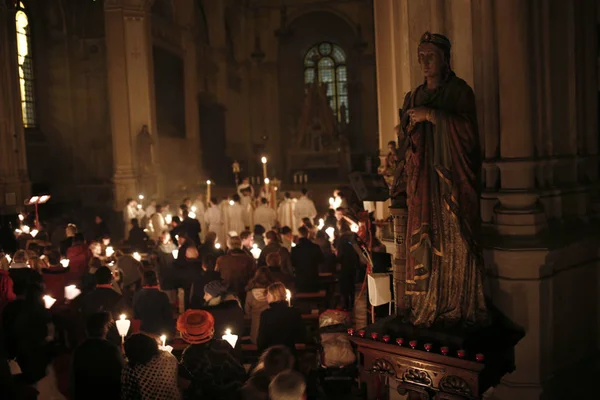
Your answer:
[215,236,255,306]
[294,188,318,228]
[70,312,125,399]
[276,192,296,233]
[151,230,177,302]
[205,197,225,247]
[121,333,180,400]
[201,280,244,340]
[225,194,247,236]
[257,282,305,355]
[40,249,71,303]
[291,226,324,293]
[177,309,246,400]
[254,198,277,232]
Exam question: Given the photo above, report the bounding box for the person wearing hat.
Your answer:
[200,280,244,341]
[392,32,489,327]
[177,309,246,400]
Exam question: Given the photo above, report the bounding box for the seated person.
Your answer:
[201,280,244,340]
[133,270,173,336]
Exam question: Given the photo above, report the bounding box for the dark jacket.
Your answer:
[42,264,70,303]
[202,297,245,340]
[189,269,221,309]
[291,238,324,292]
[257,301,304,354]
[133,288,173,335]
[215,250,255,301]
[70,337,125,400]
[180,217,202,246]
[127,226,148,251]
[8,266,42,296]
[80,287,125,319]
[179,340,246,400]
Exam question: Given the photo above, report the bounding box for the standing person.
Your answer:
[240,230,255,259]
[279,226,293,252]
[294,188,317,228]
[133,270,173,335]
[125,218,149,252]
[335,225,362,311]
[149,204,167,242]
[291,226,323,293]
[205,197,225,248]
[192,194,207,242]
[257,282,305,355]
[91,215,110,242]
[121,333,181,400]
[177,309,247,400]
[8,250,41,297]
[276,192,296,233]
[226,194,246,235]
[123,198,144,240]
[180,209,201,246]
[215,236,255,305]
[254,198,277,231]
[244,267,276,344]
[70,312,125,400]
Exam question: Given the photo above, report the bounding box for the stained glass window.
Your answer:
[303,42,349,124]
[16,2,37,128]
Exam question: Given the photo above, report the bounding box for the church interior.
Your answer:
[1,0,600,399]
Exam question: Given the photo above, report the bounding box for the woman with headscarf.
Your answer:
[121,333,180,399]
[177,309,246,400]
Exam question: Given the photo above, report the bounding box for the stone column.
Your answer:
[0,0,30,213]
[104,0,158,209]
[493,0,545,235]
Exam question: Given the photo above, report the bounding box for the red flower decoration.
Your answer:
[396,337,404,346]
[358,330,365,338]
[424,343,432,352]
[347,328,355,336]
[457,349,466,358]
[440,346,449,355]
[409,340,417,349]
[370,332,379,340]
[382,335,390,343]
[476,353,484,362]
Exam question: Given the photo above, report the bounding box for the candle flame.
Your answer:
[286,289,291,301]
[165,214,172,224]
[225,328,231,335]
[215,243,221,249]
[138,194,144,200]
[60,259,70,268]
[133,252,141,261]
[30,229,38,237]
[105,246,114,257]
[18,213,24,221]
[206,180,211,185]
[229,200,234,206]
[264,178,270,185]
[120,314,126,320]
[261,156,267,164]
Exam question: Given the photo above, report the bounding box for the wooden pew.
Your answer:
[293,290,328,314]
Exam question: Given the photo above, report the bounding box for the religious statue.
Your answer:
[136,125,154,175]
[393,32,489,328]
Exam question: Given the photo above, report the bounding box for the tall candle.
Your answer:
[285,289,292,307]
[206,180,212,206]
[261,157,268,180]
[264,178,270,194]
[303,174,308,184]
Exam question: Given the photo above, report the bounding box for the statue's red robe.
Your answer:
[400,73,489,327]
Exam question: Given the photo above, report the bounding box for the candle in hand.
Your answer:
[222,328,238,348]
[133,252,141,262]
[261,156,268,180]
[64,285,81,300]
[105,246,114,257]
[60,259,70,268]
[250,244,261,259]
[172,249,179,259]
[160,334,166,348]
[43,295,56,309]
[285,289,292,307]
[115,314,131,339]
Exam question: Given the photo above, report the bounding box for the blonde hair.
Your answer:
[66,223,78,236]
[267,282,287,303]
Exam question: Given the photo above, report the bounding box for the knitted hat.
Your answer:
[204,280,227,298]
[177,309,215,344]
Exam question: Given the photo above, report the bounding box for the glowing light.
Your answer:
[188,211,196,219]
[261,157,267,164]
[43,295,56,309]
[351,224,359,233]
[172,249,179,259]
[215,243,221,249]
[64,285,81,300]
[291,242,296,248]
[60,259,70,268]
[318,218,325,230]
[325,227,335,240]
[28,196,39,204]
[222,328,238,348]
[105,246,114,257]
[18,213,24,221]
[160,334,166,348]
[115,314,130,338]
[133,252,141,262]
[30,229,38,237]
[250,246,261,259]
[329,197,334,206]
[229,200,234,206]
[165,214,172,224]
[264,178,270,185]
[21,225,30,234]
[5,254,12,263]
[191,206,197,212]
[206,180,211,185]
[138,194,144,200]
[38,195,50,203]
[137,204,142,210]
[285,289,292,307]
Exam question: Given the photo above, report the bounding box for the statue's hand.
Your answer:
[407,107,431,124]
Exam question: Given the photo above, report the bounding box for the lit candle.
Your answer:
[215,243,221,249]
[325,227,335,242]
[250,244,261,259]
[206,180,212,206]
[261,156,268,180]
[133,252,141,262]
[60,259,70,268]
[105,246,114,257]
[165,214,172,224]
[189,211,197,219]
[138,194,144,201]
[328,197,335,209]
[229,200,234,206]
[160,334,166,347]
[191,206,197,213]
[172,249,179,259]
[43,295,56,309]
[18,213,24,221]
[285,289,292,307]
[351,223,359,233]
[5,254,11,263]
[291,242,296,248]
[318,218,324,230]
[264,177,270,193]
[115,314,131,343]
[22,225,30,234]
[137,204,142,210]
[222,328,239,348]
[64,285,81,300]
[30,229,39,237]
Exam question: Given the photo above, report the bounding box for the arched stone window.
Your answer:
[15,1,36,128]
[304,42,349,123]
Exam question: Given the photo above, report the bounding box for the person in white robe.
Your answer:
[123,198,144,239]
[205,198,225,246]
[192,194,207,241]
[237,178,255,198]
[239,189,254,229]
[277,192,296,233]
[226,194,246,236]
[254,198,277,231]
[149,204,166,241]
[294,188,317,228]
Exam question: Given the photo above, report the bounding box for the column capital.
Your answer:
[104,0,153,12]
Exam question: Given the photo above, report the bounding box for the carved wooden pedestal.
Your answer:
[352,337,484,399]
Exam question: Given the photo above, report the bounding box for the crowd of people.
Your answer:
[0,186,390,399]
